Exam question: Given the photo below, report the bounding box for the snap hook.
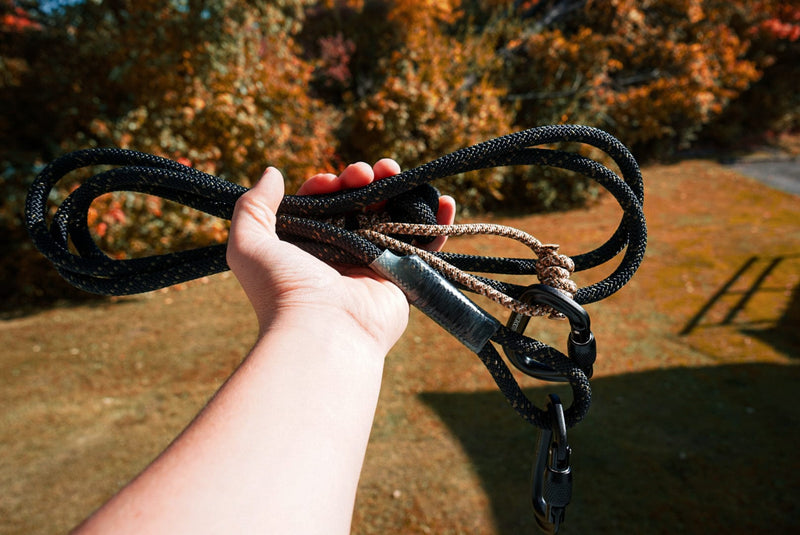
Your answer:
[532,394,573,534]
[504,284,596,381]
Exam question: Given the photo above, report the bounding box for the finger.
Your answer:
[373,158,401,180]
[423,195,457,252]
[363,159,401,211]
[295,173,339,195]
[233,167,284,234]
[436,195,456,226]
[339,162,375,189]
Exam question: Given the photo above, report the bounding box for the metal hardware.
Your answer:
[504,284,596,381]
[532,394,573,534]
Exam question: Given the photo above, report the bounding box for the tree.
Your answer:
[0,0,337,305]
[703,0,800,144]
[302,0,519,212]
[500,0,767,154]
[2,0,796,307]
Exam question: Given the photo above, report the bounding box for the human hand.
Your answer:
[227,159,455,354]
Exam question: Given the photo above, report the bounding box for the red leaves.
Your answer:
[1,5,42,33]
[317,33,356,86]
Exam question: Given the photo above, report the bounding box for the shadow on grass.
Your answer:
[679,255,800,359]
[745,280,800,358]
[420,362,799,534]
[0,290,109,321]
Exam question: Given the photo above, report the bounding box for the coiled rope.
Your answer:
[25,124,646,430]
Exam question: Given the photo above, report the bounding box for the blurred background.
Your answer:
[1,1,798,533]
[2,0,798,308]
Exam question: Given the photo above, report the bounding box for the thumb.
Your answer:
[229,167,284,244]
[227,167,285,271]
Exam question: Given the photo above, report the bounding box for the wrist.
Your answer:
[256,304,405,363]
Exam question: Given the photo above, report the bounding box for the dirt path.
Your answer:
[728,156,800,196]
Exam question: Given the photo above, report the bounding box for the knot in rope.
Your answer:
[359,222,576,319]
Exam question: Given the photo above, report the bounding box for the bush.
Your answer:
[701,1,800,146]
[500,0,770,156]
[1,0,796,305]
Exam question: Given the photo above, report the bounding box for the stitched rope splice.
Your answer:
[25,124,647,429]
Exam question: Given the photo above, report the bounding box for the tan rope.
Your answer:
[357,222,577,319]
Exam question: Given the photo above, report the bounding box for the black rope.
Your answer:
[25,124,646,429]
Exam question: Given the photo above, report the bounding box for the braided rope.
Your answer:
[25,124,647,429]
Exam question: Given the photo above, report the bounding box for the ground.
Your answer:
[1,157,798,534]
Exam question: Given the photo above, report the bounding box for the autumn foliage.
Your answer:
[1,0,797,305]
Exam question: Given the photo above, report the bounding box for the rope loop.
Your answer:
[25,124,646,429]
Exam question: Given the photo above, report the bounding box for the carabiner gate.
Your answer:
[532,394,573,534]
[504,284,596,381]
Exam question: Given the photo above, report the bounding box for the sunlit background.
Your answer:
[2,1,798,533]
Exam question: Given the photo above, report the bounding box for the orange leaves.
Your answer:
[1,4,42,33]
[388,0,463,29]
[339,24,514,211]
[3,0,797,276]
[85,190,229,260]
[504,0,774,153]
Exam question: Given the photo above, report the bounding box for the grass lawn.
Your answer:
[1,158,798,534]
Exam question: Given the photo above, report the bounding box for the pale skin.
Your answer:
[73,159,456,534]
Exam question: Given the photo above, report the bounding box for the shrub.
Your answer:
[0,0,336,304]
[1,0,796,306]
[501,0,766,156]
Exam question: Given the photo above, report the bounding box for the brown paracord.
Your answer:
[358,222,577,319]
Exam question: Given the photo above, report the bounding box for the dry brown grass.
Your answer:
[2,159,798,534]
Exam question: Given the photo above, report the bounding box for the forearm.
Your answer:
[75,313,388,534]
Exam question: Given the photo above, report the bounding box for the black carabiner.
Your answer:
[504,284,596,381]
[532,394,573,534]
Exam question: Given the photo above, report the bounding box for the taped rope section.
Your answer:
[359,222,577,318]
[25,124,647,429]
